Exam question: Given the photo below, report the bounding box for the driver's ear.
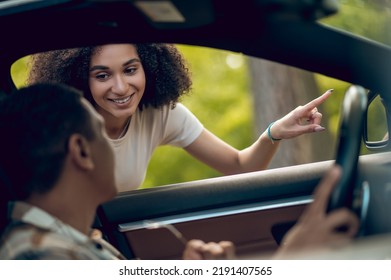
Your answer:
[68,134,94,170]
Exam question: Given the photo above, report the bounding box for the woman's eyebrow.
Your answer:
[122,58,141,66]
[89,58,141,72]
[89,65,109,72]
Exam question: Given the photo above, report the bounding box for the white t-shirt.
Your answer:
[110,103,204,192]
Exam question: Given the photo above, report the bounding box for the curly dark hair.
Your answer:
[27,44,192,109]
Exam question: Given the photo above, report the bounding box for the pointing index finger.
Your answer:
[301,89,333,113]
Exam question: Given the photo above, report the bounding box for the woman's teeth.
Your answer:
[111,95,131,104]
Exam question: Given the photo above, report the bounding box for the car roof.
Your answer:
[1,0,391,94]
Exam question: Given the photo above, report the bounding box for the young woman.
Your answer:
[28,43,331,191]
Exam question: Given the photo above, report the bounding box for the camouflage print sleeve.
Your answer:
[13,247,97,260]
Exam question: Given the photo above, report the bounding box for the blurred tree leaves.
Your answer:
[11,56,29,88]
[321,0,391,46]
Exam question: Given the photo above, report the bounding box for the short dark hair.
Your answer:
[0,83,95,200]
[28,44,192,109]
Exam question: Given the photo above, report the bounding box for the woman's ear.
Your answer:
[67,134,94,170]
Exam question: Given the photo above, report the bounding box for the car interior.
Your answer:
[1,0,391,260]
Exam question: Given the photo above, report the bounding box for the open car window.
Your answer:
[11,45,363,190]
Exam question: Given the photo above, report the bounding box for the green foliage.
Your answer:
[11,56,30,88]
[321,0,391,46]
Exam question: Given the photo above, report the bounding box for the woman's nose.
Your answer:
[112,75,129,95]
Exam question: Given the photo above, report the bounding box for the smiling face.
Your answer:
[89,44,146,121]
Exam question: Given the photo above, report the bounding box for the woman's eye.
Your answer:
[125,67,137,75]
[95,73,109,80]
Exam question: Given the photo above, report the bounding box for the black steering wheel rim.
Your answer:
[327,85,367,213]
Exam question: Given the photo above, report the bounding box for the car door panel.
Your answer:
[97,152,391,259]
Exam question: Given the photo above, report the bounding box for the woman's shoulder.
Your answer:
[132,103,199,134]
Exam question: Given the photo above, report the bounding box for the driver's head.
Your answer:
[0,81,116,210]
[0,83,101,200]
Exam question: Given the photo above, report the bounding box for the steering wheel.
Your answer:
[327,85,367,213]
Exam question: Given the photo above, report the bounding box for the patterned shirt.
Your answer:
[0,201,126,260]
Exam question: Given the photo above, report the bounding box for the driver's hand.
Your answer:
[274,166,360,259]
[182,239,236,260]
